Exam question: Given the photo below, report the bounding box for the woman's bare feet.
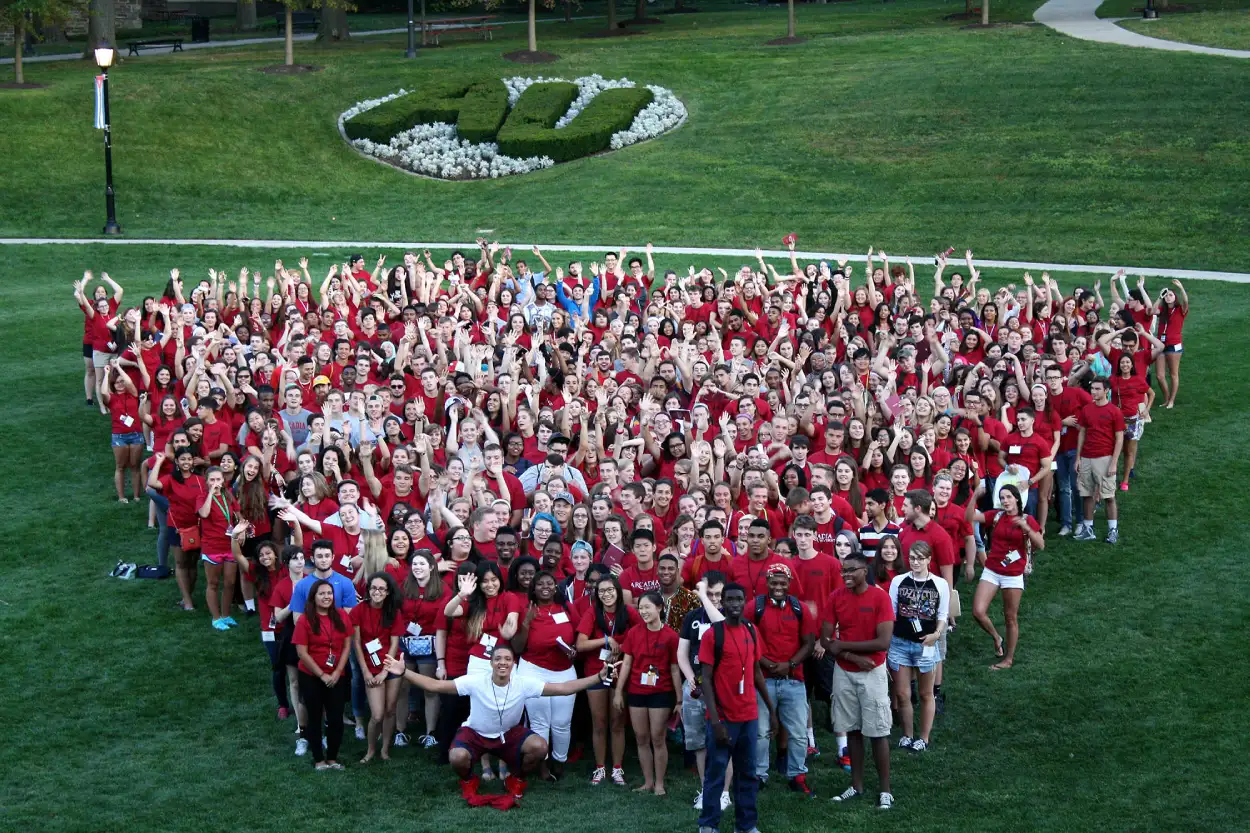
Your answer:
[990,660,1013,671]
[654,784,667,796]
[634,783,654,793]
[359,754,374,764]
[993,635,1004,657]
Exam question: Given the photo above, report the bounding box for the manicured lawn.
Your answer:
[2,0,1249,272]
[1096,0,1248,17]
[1119,9,1250,48]
[2,242,1250,831]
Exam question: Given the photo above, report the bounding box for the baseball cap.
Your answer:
[313,375,331,386]
[553,491,575,505]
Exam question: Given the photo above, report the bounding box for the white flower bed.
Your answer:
[340,75,687,181]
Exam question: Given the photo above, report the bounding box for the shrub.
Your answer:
[344,78,509,144]
[497,87,654,163]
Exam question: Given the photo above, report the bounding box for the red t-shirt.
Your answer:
[621,624,679,694]
[898,519,959,570]
[350,603,404,674]
[791,551,842,615]
[753,597,816,681]
[199,492,239,556]
[292,611,352,676]
[983,511,1040,577]
[698,620,762,722]
[1051,386,1093,454]
[107,391,141,434]
[321,524,362,578]
[823,585,892,673]
[577,605,640,676]
[681,551,734,589]
[463,593,521,661]
[200,419,233,459]
[522,602,578,672]
[933,502,973,552]
[1111,373,1150,420]
[732,553,805,600]
[1003,431,1051,476]
[619,562,661,599]
[1078,402,1126,459]
[160,472,207,530]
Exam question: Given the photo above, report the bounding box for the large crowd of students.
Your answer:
[77,241,1189,821]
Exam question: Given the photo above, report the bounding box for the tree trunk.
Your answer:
[673,0,684,11]
[564,0,572,22]
[284,7,293,64]
[606,0,616,29]
[527,0,537,50]
[83,0,117,57]
[319,6,349,41]
[980,0,988,24]
[635,0,645,20]
[965,0,973,14]
[14,20,24,84]
[236,0,257,31]
[786,0,795,37]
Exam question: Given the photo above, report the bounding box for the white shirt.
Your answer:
[455,673,546,738]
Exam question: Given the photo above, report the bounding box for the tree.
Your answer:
[236,0,256,32]
[1,0,86,84]
[765,0,804,44]
[271,0,355,66]
[81,0,113,56]
[318,4,348,41]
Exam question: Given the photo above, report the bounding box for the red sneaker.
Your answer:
[459,776,481,799]
[504,775,529,800]
[788,773,813,796]
[838,754,851,772]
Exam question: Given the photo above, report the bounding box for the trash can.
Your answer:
[190,16,210,43]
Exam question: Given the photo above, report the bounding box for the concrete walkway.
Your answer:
[2,237,1247,283]
[1034,0,1250,58]
[0,16,603,66]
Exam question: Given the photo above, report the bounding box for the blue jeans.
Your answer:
[1055,449,1077,527]
[755,679,808,778]
[349,652,367,720]
[699,718,758,831]
[146,487,172,569]
[1025,486,1039,519]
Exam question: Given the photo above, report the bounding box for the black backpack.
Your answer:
[710,619,757,671]
[752,593,804,625]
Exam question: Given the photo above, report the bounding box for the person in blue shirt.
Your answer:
[291,539,358,619]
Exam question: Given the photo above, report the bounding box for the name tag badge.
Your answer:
[365,638,383,654]
[1009,445,1022,454]
[481,634,498,656]
[599,646,611,661]
[909,618,923,634]
[1050,460,1058,471]
[339,554,351,568]
[552,611,569,625]
[738,678,745,695]
[120,414,134,428]
[261,630,276,643]
[641,668,658,687]
[325,652,337,669]
[406,621,422,637]
[1003,550,1022,565]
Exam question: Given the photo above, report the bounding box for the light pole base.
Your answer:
[103,221,123,235]
[1142,7,1158,16]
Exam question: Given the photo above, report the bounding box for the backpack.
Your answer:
[710,619,757,671]
[752,594,804,626]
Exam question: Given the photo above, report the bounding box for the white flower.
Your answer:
[340,77,683,180]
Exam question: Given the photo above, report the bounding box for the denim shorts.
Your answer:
[112,431,144,447]
[887,635,939,674]
[681,680,708,750]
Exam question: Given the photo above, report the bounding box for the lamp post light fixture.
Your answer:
[94,41,122,236]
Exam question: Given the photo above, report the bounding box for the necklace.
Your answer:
[490,677,513,734]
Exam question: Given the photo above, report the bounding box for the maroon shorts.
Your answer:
[452,724,535,771]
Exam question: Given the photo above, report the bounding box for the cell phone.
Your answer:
[782,233,797,246]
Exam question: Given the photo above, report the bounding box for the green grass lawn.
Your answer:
[1119,9,1250,48]
[1096,0,1247,17]
[2,242,1249,832]
[3,0,1249,272]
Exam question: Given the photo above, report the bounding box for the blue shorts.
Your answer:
[1163,344,1183,355]
[887,635,939,674]
[112,432,144,447]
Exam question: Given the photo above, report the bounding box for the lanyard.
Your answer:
[212,493,233,527]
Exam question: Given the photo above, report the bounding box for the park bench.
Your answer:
[127,38,184,55]
[276,11,319,31]
[424,16,503,45]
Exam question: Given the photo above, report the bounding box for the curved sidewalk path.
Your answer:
[1034,0,1250,58]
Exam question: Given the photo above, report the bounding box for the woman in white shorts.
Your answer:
[965,483,1044,670]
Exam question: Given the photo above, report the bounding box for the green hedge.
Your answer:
[344,78,509,144]
[497,86,654,163]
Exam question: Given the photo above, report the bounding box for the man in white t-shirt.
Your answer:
[384,644,614,802]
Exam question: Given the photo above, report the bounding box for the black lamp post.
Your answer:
[406,0,417,56]
[94,41,121,236]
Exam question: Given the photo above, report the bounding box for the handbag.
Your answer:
[177,524,201,551]
[401,635,435,659]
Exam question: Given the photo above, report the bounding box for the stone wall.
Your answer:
[1,0,143,45]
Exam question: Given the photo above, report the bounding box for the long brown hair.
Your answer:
[403,549,444,602]
[236,455,268,523]
[305,579,346,634]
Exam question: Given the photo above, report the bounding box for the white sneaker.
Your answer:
[897,736,913,749]
[419,734,438,749]
[692,791,703,810]
[393,732,409,747]
[355,724,366,741]
[295,738,309,756]
[878,791,894,810]
[720,791,732,810]
[1058,525,1072,537]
